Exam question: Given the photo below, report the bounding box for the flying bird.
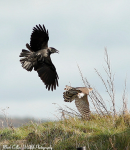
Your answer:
[19,24,59,91]
[63,85,93,120]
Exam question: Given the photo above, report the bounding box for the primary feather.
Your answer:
[30,24,49,51]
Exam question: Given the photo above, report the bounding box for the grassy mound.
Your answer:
[0,113,130,150]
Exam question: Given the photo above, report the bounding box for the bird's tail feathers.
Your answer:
[19,49,34,71]
[63,85,82,102]
[19,49,31,57]
[63,90,79,102]
[20,58,33,71]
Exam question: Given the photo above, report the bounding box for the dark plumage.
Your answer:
[19,24,59,91]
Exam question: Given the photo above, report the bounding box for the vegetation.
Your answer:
[0,49,129,150]
[0,114,130,150]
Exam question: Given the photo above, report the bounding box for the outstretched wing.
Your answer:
[75,95,90,120]
[35,62,59,91]
[30,24,49,52]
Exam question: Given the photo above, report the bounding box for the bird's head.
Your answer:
[48,47,59,54]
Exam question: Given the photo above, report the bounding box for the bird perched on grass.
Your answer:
[19,24,59,91]
[63,85,93,120]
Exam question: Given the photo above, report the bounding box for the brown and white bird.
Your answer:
[63,85,93,120]
[19,24,59,91]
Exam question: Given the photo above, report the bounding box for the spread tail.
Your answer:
[63,86,80,102]
[19,49,34,71]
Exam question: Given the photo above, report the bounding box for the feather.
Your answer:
[30,24,49,51]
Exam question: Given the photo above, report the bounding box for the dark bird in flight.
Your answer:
[19,24,59,91]
[63,85,93,120]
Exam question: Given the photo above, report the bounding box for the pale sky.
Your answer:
[0,0,130,120]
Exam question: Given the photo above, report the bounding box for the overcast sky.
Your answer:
[0,0,130,120]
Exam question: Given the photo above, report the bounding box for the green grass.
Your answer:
[0,114,130,150]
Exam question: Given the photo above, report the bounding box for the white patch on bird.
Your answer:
[78,93,85,98]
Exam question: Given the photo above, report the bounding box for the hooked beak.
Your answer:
[56,50,59,54]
